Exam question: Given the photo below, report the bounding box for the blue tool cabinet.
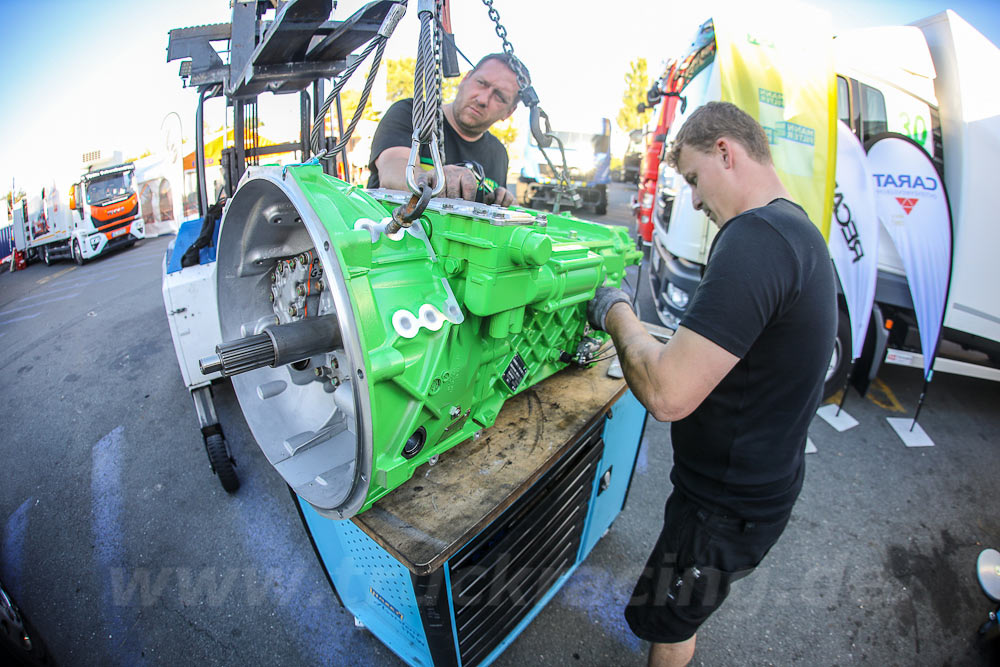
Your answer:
[295,361,647,666]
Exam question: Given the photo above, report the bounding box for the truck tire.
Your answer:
[42,245,52,266]
[594,187,608,216]
[205,433,239,493]
[72,240,85,266]
[823,306,851,401]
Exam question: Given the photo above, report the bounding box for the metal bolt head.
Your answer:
[298,254,306,266]
[449,406,461,418]
[568,230,578,239]
[269,292,275,303]
[317,280,324,292]
[271,271,277,283]
[288,305,297,317]
[473,430,482,441]
[296,284,305,297]
[314,367,324,377]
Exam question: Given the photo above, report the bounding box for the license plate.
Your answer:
[112,228,127,238]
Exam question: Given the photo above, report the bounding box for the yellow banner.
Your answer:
[714,4,837,239]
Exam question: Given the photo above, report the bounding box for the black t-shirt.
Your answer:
[672,198,836,521]
[366,98,509,192]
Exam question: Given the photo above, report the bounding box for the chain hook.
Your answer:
[405,131,445,198]
[388,180,433,234]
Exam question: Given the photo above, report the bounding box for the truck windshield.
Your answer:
[86,172,133,206]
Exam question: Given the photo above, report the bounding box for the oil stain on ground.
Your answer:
[884,529,979,638]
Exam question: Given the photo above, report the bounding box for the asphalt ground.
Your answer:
[0,182,997,666]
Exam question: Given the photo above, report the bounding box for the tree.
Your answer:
[338,88,381,123]
[616,57,654,134]
[385,57,461,105]
[489,116,518,150]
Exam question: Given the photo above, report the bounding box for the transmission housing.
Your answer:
[213,165,641,518]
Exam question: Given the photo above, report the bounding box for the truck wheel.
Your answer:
[72,240,85,266]
[205,433,239,493]
[42,246,52,266]
[822,307,851,401]
[594,186,608,216]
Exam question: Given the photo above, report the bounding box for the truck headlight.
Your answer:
[666,281,689,309]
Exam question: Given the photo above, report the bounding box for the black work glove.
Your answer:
[587,285,633,332]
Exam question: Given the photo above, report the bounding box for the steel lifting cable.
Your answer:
[403,0,446,200]
[411,1,442,151]
[389,0,447,232]
[308,2,407,161]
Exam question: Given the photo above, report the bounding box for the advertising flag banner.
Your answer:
[714,3,837,239]
[830,122,879,360]
[867,135,953,380]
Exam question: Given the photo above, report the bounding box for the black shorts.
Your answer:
[624,491,791,644]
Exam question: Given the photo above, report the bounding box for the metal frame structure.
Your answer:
[162,0,396,492]
[166,0,396,210]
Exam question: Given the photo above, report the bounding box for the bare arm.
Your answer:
[604,302,739,422]
[372,146,416,191]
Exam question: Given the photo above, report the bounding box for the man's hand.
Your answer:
[587,285,633,332]
[441,165,480,200]
[372,147,514,206]
[485,186,514,207]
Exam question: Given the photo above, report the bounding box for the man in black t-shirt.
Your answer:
[367,53,524,206]
[587,102,836,666]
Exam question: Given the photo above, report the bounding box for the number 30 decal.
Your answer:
[899,112,929,147]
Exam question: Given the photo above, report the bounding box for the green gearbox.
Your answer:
[209,165,641,519]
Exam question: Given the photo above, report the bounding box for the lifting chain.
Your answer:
[479,0,578,213]
[480,0,530,96]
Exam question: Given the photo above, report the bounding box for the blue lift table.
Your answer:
[295,356,648,666]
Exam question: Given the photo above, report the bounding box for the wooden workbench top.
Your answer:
[354,357,629,575]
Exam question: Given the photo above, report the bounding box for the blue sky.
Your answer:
[1,0,998,194]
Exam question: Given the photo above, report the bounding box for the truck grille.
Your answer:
[448,419,604,666]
